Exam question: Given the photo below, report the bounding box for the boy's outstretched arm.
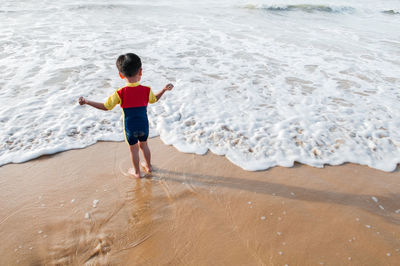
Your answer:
[79,97,108,111]
[155,83,174,101]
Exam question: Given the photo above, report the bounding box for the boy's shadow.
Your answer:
[149,167,400,226]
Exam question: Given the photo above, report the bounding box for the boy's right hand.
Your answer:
[78,96,87,105]
[164,83,174,91]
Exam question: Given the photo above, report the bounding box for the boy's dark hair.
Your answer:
[116,53,142,77]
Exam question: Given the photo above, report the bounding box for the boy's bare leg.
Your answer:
[129,144,141,178]
[139,141,152,173]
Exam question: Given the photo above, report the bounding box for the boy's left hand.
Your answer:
[78,96,87,105]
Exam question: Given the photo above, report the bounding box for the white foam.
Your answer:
[1,0,400,172]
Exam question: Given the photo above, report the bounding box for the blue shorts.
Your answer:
[124,128,149,145]
[123,107,149,145]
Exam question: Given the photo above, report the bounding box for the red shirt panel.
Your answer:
[117,85,150,108]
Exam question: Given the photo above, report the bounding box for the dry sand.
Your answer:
[0,138,399,265]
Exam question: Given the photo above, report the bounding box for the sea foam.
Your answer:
[1,0,399,171]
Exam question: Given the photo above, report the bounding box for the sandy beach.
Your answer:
[0,138,399,265]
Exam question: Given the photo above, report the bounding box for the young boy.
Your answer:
[78,53,173,178]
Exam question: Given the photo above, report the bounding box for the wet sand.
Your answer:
[0,138,399,265]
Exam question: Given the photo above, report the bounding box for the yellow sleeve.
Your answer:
[148,88,158,104]
[104,91,121,110]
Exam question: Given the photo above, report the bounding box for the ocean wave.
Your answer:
[67,4,130,11]
[1,0,400,172]
[382,10,400,15]
[0,4,128,13]
[243,4,356,14]
[65,2,173,12]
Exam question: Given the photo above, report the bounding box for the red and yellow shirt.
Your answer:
[104,82,157,110]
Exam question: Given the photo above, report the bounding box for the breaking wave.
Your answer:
[382,9,400,15]
[243,4,356,14]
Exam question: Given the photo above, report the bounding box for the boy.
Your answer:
[78,53,173,178]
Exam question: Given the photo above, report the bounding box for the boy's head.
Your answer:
[116,53,142,78]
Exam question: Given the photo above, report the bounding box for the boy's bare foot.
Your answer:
[128,168,141,178]
[141,162,152,174]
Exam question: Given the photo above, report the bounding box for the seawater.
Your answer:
[1,0,400,171]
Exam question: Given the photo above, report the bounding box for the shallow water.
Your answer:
[1,0,400,171]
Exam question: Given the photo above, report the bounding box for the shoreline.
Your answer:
[2,137,399,173]
[0,138,399,265]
